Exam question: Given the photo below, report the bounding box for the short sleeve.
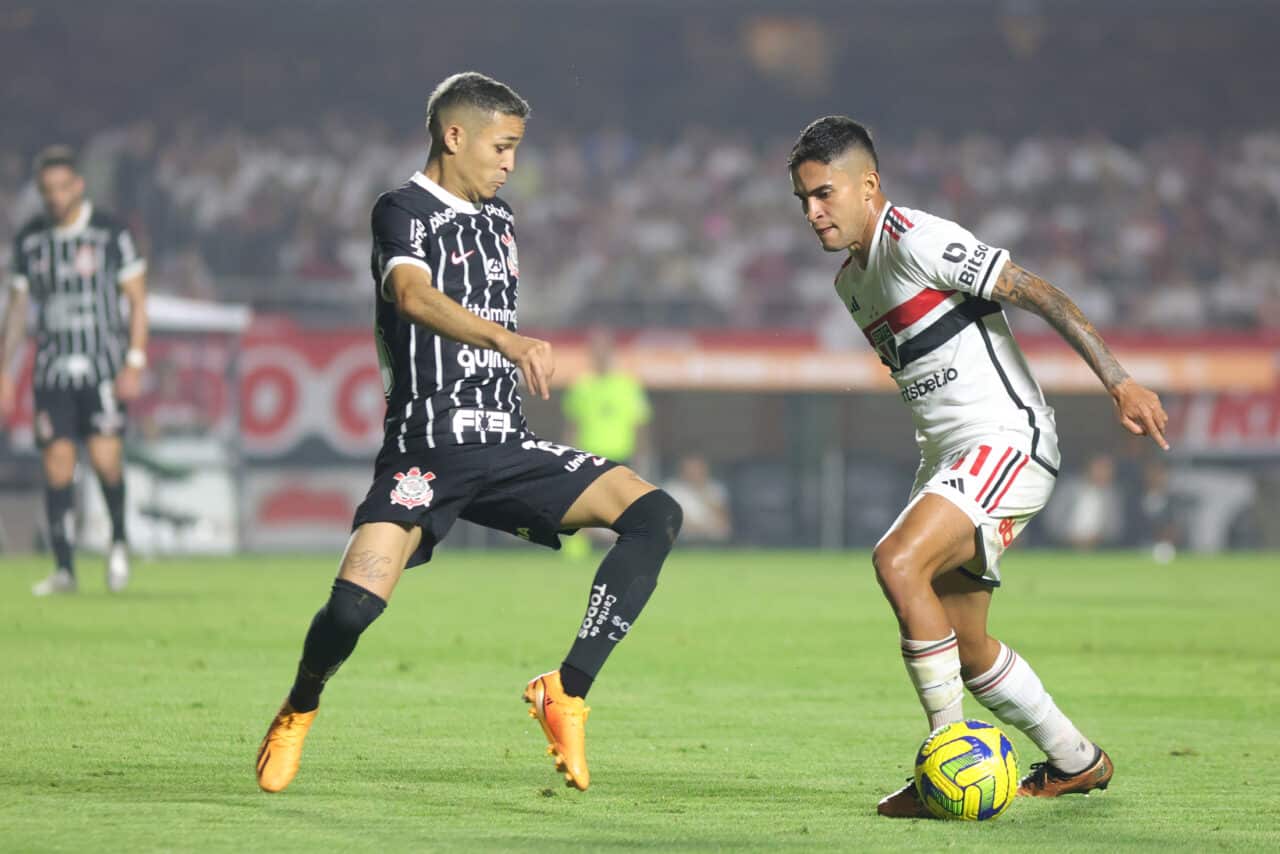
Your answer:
[10,232,28,293]
[899,215,1008,301]
[372,196,433,299]
[115,224,147,282]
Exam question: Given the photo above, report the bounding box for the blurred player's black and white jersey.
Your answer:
[834,204,1060,475]
[370,172,526,450]
[10,202,145,390]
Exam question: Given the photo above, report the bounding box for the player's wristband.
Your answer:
[125,348,148,369]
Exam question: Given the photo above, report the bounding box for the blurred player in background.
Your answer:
[255,73,682,795]
[563,327,651,468]
[788,117,1169,817]
[561,327,651,558]
[0,146,148,596]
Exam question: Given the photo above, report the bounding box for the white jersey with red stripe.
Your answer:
[834,203,1060,475]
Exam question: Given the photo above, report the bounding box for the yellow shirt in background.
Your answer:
[562,371,651,462]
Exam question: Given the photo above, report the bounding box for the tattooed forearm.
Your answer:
[344,549,392,582]
[991,262,1130,391]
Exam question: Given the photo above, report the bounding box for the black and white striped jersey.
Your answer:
[370,172,526,450]
[10,202,146,390]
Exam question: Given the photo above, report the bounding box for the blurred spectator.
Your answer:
[665,455,732,544]
[5,123,1280,331]
[1046,454,1124,549]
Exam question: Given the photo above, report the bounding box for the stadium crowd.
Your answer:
[2,121,1279,332]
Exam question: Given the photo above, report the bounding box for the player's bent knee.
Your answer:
[871,542,928,601]
[613,488,683,553]
[324,578,388,638]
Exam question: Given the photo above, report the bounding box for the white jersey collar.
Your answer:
[865,201,893,265]
[53,200,92,237]
[410,172,479,215]
[844,201,892,274]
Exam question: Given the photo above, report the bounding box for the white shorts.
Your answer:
[900,439,1056,586]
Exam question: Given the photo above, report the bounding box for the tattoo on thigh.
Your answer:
[345,549,392,582]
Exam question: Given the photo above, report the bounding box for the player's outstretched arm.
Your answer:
[0,287,29,420]
[386,265,554,399]
[991,260,1169,449]
[116,272,148,401]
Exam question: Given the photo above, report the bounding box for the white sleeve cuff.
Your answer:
[379,256,431,301]
[10,274,28,293]
[117,258,147,282]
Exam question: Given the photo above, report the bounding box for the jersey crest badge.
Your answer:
[501,232,519,277]
[868,321,901,370]
[390,467,436,509]
[74,245,98,277]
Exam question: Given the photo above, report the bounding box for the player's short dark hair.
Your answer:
[426,72,531,145]
[787,116,878,171]
[33,144,79,175]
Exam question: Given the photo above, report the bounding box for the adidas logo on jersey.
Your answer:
[900,367,960,402]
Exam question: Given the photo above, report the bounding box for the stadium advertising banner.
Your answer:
[6,320,1278,459]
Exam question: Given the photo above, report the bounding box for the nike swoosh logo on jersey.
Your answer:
[450,250,475,264]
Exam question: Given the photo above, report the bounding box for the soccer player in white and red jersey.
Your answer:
[788,116,1169,817]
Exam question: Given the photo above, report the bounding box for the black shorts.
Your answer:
[33,381,128,447]
[351,435,621,567]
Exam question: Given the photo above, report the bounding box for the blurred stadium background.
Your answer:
[2,0,1278,558]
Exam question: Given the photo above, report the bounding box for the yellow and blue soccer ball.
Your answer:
[914,719,1018,821]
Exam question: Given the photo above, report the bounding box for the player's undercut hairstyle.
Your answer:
[426,72,531,151]
[787,116,878,171]
[33,144,79,176]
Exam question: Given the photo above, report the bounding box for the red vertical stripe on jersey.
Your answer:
[889,208,915,230]
[949,454,968,472]
[881,220,900,242]
[977,447,1014,500]
[987,455,1030,513]
[861,288,956,336]
[967,445,992,477]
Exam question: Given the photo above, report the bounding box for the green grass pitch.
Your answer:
[1,549,1277,852]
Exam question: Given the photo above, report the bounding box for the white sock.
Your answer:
[901,632,964,731]
[965,642,1096,774]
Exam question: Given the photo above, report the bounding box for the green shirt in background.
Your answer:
[563,371,651,462]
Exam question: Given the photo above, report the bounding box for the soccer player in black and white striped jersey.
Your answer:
[254,73,683,795]
[0,146,149,595]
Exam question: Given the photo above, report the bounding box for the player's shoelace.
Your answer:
[1022,761,1061,784]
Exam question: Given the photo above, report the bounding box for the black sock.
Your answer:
[45,483,75,576]
[562,490,682,697]
[559,662,593,698]
[287,578,387,712]
[100,477,126,544]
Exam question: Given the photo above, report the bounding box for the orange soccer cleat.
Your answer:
[876,778,935,819]
[1018,747,1114,797]
[255,700,318,793]
[523,670,591,791]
